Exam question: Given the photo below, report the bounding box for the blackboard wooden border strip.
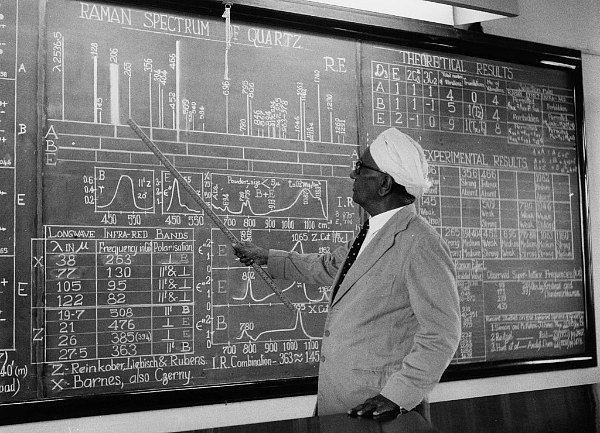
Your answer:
[0,377,318,426]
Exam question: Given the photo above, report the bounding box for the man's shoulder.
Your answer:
[392,205,438,235]
[394,210,446,251]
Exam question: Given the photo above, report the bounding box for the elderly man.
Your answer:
[233,127,461,418]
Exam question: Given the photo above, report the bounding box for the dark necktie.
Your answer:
[330,220,369,302]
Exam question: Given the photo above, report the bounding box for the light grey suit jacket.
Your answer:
[268,204,461,415]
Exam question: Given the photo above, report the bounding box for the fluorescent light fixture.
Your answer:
[305,0,517,25]
[540,60,577,69]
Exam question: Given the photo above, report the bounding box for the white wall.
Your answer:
[3,1,599,431]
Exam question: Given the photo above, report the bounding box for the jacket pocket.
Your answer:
[350,367,385,390]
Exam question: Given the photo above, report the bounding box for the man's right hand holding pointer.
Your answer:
[232,242,269,266]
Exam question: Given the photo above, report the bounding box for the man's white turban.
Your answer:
[369,128,432,198]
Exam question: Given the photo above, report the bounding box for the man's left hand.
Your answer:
[347,394,401,419]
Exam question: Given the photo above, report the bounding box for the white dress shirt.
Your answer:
[357,206,404,257]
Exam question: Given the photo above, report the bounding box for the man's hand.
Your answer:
[347,394,401,419]
[232,242,269,266]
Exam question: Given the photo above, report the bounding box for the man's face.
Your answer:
[350,147,385,209]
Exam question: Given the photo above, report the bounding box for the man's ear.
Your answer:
[378,174,394,196]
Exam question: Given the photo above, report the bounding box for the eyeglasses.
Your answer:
[354,160,388,176]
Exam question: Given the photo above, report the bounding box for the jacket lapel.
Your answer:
[331,204,416,306]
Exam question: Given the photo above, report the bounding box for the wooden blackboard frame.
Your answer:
[0,0,594,424]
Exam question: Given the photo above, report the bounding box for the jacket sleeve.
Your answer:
[380,233,461,410]
[267,243,349,286]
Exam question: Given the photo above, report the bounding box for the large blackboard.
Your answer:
[0,0,593,420]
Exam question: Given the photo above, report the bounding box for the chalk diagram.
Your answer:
[94,167,155,213]
[235,308,320,342]
[211,173,328,220]
[230,240,329,304]
[210,230,339,345]
[161,170,205,215]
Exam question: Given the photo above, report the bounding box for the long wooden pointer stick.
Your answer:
[127,118,296,312]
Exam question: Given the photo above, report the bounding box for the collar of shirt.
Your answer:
[357,206,404,257]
